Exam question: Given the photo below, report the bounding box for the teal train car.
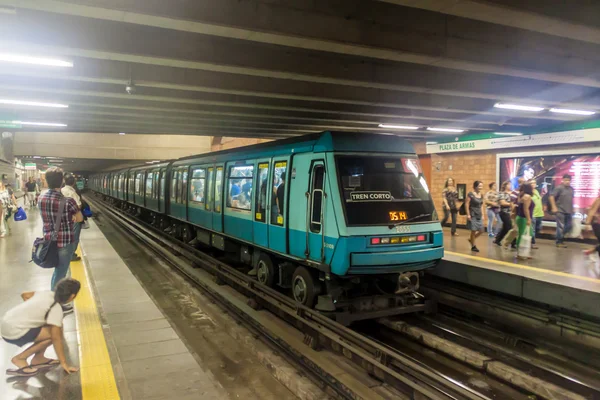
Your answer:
[90,132,443,324]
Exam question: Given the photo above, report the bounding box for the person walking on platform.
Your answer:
[38,167,83,311]
[61,173,82,261]
[1,278,81,377]
[530,180,544,249]
[549,174,574,248]
[516,183,534,260]
[441,177,459,236]
[485,182,500,237]
[0,181,11,238]
[584,193,600,262]
[466,181,485,252]
[494,181,513,247]
[25,177,39,209]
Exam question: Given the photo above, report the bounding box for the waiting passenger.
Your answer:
[549,174,574,248]
[516,183,534,260]
[494,181,514,246]
[530,180,544,249]
[276,172,286,217]
[1,278,81,376]
[441,178,459,236]
[465,181,485,252]
[61,173,82,262]
[25,177,39,209]
[38,167,84,306]
[0,181,11,238]
[484,182,500,237]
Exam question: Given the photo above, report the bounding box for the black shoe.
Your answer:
[471,246,480,252]
[510,244,517,249]
[71,254,81,262]
[61,304,74,314]
[494,240,501,246]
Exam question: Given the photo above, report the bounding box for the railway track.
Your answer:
[87,193,598,399]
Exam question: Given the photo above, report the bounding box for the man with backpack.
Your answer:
[1,278,81,377]
[38,167,83,311]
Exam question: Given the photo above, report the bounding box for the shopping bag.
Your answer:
[565,217,583,239]
[13,207,27,221]
[517,234,532,258]
[501,226,518,246]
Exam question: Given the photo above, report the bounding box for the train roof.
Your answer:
[96,131,416,174]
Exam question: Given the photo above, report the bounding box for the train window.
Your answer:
[190,168,206,206]
[159,169,166,201]
[171,170,178,201]
[310,165,325,233]
[118,174,123,193]
[214,167,223,213]
[254,163,269,222]
[146,171,154,198]
[128,172,135,195]
[205,167,214,211]
[227,164,253,211]
[153,170,160,200]
[180,168,188,204]
[272,161,287,226]
[136,172,144,196]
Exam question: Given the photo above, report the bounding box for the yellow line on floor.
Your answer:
[445,251,600,284]
[70,246,121,400]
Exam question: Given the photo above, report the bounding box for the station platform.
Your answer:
[429,228,600,319]
[0,206,310,399]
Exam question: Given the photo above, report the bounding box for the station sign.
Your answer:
[0,120,20,129]
[426,129,598,154]
[24,163,37,170]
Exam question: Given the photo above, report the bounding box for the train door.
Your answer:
[158,168,166,212]
[212,165,224,232]
[253,160,270,247]
[307,161,326,262]
[188,165,212,229]
[268,158,290,254]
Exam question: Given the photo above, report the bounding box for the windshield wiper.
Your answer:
[388,213,431,229]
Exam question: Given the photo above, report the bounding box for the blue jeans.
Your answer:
[73,222,82,254]
[51,244,74,290]
[532,217,543,244]
[487,208,501,235]
[555,213,572,244]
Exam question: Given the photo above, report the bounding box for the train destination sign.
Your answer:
[349,191,393,202]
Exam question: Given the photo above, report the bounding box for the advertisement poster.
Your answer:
[499,153,600,221]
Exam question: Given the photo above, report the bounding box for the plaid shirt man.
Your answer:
[39,189,78,248]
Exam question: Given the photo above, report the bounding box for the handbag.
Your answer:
[14,207,27,221]
[458,202,467,216]
[31,198,67,269]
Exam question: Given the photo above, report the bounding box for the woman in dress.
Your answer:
[465,181,485,252]
[441,178,459,236]
[515,183,534,259]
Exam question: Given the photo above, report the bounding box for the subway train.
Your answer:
[89,132,444,321]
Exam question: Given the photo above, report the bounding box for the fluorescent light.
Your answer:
[378,124,420,130]
[426,141,438,145]
[33,156,42,159]
[0,53,73,67]
[495,132,523,136]
[426,127,465,133]
[13,121,67,127]
[119,132,126,135]
[549,108,596,116]
[0,99,68,108]
[145,160,161,164]
[0,6,16,14]
[494,103,544,112]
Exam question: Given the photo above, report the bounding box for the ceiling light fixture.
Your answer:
[426,127,465,133]
[13,121,67,127]
[32,156,42,159]
[0,6,16,14]
[494,132,523,136]
[145,160,161,164]
[119,132,126,135]
[0,99,68,108]
[378,124,420,130]
[0,53,73,67]
[549,108,596,116]
[426,141,438,145]
[493,103,544,112]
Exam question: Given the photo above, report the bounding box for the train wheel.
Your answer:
[292,266,320,308]
[256,254,276,287]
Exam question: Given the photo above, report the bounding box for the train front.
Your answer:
[324,153,443,321]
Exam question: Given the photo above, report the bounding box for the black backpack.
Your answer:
[31,198,67,269]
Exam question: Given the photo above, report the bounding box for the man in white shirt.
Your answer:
[62,173,82,261]
[1,278,81,376]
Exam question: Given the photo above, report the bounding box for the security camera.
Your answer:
[125,84,136,95]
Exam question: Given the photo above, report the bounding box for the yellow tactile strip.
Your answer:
[71,246,121,400]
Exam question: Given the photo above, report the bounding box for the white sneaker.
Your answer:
[82,220,90,229]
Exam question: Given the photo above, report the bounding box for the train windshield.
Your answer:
[336,155,436,226]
